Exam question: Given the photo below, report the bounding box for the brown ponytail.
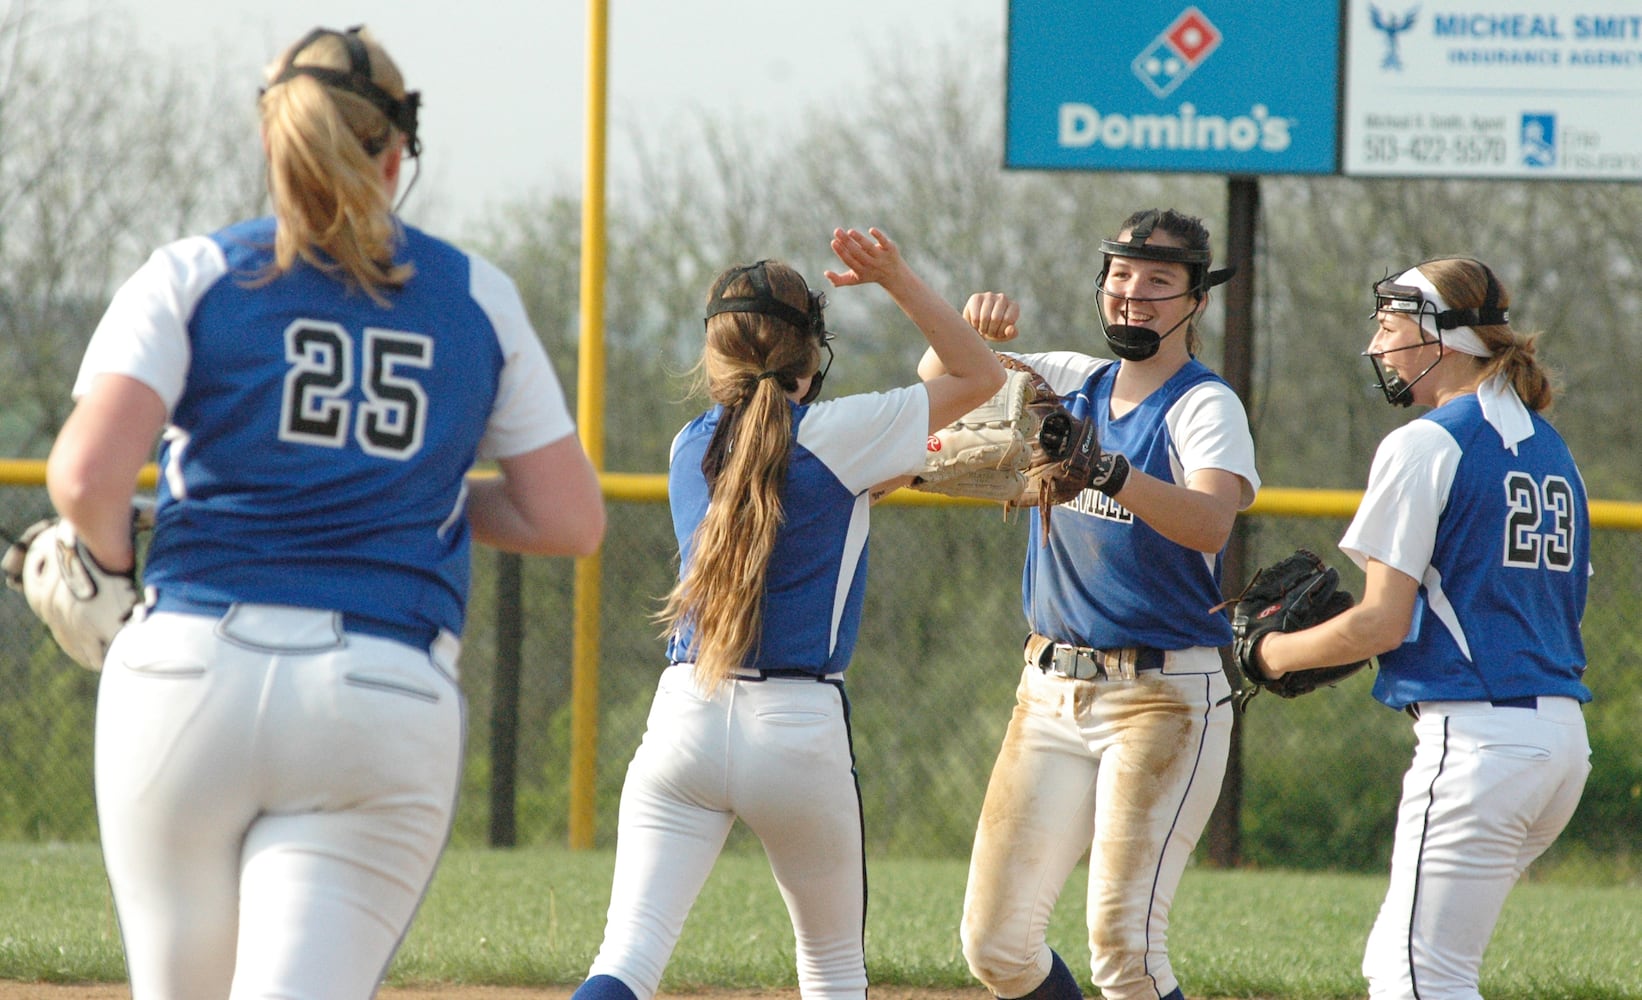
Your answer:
[656,262,825,689]
[1419,258,1556,412]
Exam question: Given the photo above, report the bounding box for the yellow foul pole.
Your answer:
[569,0,609,850]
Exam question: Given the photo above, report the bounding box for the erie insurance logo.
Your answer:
[1521,114,1556,168]
[1130,7,1222,99]
[1370,4,1420,70]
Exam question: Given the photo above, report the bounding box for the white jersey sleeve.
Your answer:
[1167,381,1261,508]
[469,255,577,460]
[796,384,931,495]
[1339,420,1460,579]
[1009,350,1111,396]
[73,236,226,410]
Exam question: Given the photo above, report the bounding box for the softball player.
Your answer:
[1253,257,1591,1000]
[45,26,604,1000]
[569,228,1004,1000]
[925,209,1256,1000]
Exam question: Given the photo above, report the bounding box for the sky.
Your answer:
[109,0,1005,234]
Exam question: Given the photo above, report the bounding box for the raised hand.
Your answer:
[963,291,1020,343]
[824,227,908,289]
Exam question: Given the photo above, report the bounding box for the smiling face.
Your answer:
[1096,230,1206,363]
[1100,250,1198,331]
[1365,300,1443,406]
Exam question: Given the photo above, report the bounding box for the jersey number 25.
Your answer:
[280,321,433,460]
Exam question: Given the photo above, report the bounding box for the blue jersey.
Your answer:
[1341,394,1591,709]
[75,217,576,641]
[1014,354,1259,653]
[665,387,929,675]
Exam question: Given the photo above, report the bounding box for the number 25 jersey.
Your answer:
[73,217,575,640]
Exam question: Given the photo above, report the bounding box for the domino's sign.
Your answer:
[1006,2,1340,174]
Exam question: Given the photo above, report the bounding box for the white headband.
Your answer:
[1398,268,1534,452]
[1397,267,1490,358]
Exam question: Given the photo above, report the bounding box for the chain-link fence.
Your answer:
[3,482,1638,874]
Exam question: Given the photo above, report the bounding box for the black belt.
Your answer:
[1406,695,1539,719]
[151,594,441,652]
[673,664,842,682]
[1026,633,1164,681]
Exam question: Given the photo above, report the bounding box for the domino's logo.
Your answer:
[1131,7,1222,99]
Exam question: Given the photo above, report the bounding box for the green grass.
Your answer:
[2,843,1640,998]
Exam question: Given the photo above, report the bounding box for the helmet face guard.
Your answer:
[1364,340,1434,407]
[1363,266,1509,406]
[1364,278,1443,406]
[269,26,422,157]
[1094,211,1235,361]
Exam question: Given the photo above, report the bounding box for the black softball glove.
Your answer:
[1229,549,1370,708]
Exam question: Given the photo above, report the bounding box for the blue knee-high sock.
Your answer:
[571,974,639,1000]
[1158,988,1184,1000]
[1005,950,1084,1000]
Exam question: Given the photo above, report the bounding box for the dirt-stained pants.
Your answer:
[961,652,1232,1000]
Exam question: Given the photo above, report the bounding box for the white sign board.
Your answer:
[1344,1,1642,179]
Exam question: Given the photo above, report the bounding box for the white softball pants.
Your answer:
[1363,696,1590,1000]
[95,606,465,1000]
[587,663,867,1000]
[962,653,1232,1000]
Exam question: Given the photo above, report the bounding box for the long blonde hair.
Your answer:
[656,261,826,689]
[1417,257,1556,412]
[256,26,415,302]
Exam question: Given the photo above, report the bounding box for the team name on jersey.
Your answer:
[1062,488,1134,523]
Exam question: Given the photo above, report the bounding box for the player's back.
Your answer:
[143,217,509,638]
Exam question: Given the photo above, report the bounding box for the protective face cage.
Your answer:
[704,261,833,405]
[1094,210,1236,361]
[1364,261,1508,406]
[267,26,423,158]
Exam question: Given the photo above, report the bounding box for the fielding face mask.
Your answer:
[1094,211,1234,361]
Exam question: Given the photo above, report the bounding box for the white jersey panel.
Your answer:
[1339,420,1459,580]
[1164,381,1261,508]
[468,256,576,460]
[795,384,931,492]
[1010,351,1111,396]
[73,236,225,409]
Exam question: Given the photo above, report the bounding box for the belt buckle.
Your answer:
[1055,645,1113,681]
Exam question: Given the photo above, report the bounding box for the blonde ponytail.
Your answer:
[256,27,414,302]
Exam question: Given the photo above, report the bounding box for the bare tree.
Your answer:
[0,0,264,455]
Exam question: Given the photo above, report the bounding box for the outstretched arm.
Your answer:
[826,227,1004,431]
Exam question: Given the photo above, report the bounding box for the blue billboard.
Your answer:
[1006,2,1341,174]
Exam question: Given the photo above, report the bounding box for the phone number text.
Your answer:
[1359,133,1507,167]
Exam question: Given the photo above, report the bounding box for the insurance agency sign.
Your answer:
[1344,0,1642,179]
[1005,2,1340,174]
